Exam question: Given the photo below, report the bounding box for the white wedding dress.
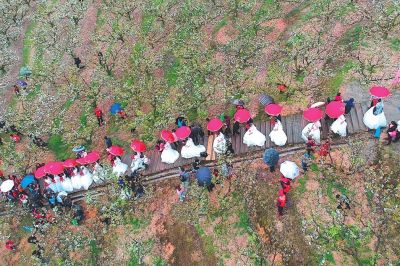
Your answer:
[71,168,82,190]
[181,138,206,159]
[92,162,105,184]
[80,166,93,190]
[130,154,146,173]
[213,132,227,154]
[161,142,180,164]
[243,124,266,147]
[113,157,128,177]
[269,120,287,146]
[363,106,387,129]
[301,121,321,144]
[60,174,74,192]
[330,115,347,137]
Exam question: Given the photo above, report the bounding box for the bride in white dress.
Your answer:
[363,106,387,130]
[80,166,93,190]
[269,119,287,146]
[161,142,180,164]
[71,168,82,190]
[243,124,266,147]
[113,157,128,177]
[60,174,74,192]
[330,115,347,137]
[213,132,227,155]
[181,137,206,159]
[301,121,321,144]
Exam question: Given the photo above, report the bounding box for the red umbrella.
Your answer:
[130,140,147,152]
[161,130,175,143]
[369,86,390,98]
[45,162,64,175]
[107,145,124,156]
[34,166,47,178]
[207,118,223,132]
[63,159,77,168]
[85,151,101,163]
[264,104,283,116]
[325,101,345,119]
[175,126,191,140]
[303,108,323,122]
[234,109,251,123]
[76,157,88,165]
[77,151,100,165]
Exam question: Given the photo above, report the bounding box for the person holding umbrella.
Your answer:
[177,126,206,159]
[107,145,128,177]
[269,117,287,146]
[160,130,180,164]
[302,107,324,144]
[263,148,280,172]
[324,101,347,137]
[363,87,389,130]
[196,167,215,192]
[243,123,266,147]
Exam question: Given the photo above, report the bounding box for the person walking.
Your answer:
[336,193,351,210]
[319,138,333,163]
[334,92,343,102]
[277,189,286,217]
[5,240,16,251]
[280,175,291,194]
[232,121,240,136]
[104,136,112,149]
[301,152,312,172]
[344,98,355,114]
[386,121,398,145]
[94,107,104,126]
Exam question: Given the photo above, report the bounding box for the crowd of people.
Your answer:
[1,76,398,255]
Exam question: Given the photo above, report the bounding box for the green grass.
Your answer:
[22,23,35,65]
[297,174,309,194]
[141,14,156,34]
[152,256,166,266]
[236,210,252,234]
[79,112,88,127]
[187,107,198,122]
[47,134,74,160]
[165,58,180,87]
[390,38,400,51]
[26,84,41,101]
[130,42,145,65]
[326,61,354,95]
[89,240,100,266]
[339,25,364,50]
[96,9,105,28]
[213,17,227,34]
[194,223,216,256]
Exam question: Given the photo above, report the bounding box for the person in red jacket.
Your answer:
[280,175,291,194]
[277,189,287,216]
[5,240,16,251]
[94,107,104,126]
[334,92,343,102]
